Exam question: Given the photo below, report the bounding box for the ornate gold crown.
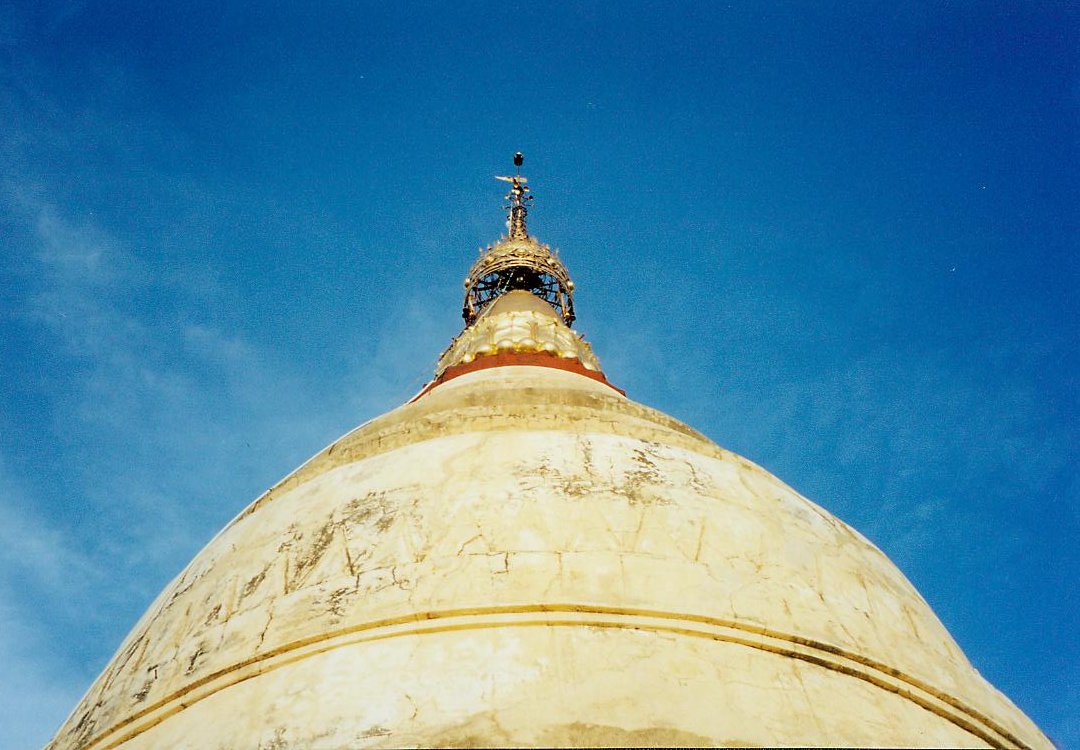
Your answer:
[462,236,575,326]
[461,156,576,326]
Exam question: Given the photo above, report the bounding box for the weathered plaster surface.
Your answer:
[48,366,1051,749]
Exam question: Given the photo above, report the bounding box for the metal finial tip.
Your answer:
[514,152,524,167]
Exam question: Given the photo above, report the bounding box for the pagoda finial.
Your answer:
[461,154,575,327]
[496,152,532,239]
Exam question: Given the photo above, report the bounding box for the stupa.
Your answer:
[49,156,1051,749]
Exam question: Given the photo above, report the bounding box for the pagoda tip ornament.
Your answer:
[462,153,575,326]
[496,151,530,239]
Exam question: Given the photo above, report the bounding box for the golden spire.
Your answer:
[461,153,576,327]
[496,152,531,239]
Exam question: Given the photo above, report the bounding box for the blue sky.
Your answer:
[1,1,1076,747]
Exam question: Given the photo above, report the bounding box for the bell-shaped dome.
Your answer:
[47,160,1051,750]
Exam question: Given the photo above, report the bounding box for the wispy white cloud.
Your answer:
[0,480,101,596]
[0,599,85,750]
[0,197,342,742]
[0,455,102,749]
[1,151,466,741]
[0,181,475,742]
